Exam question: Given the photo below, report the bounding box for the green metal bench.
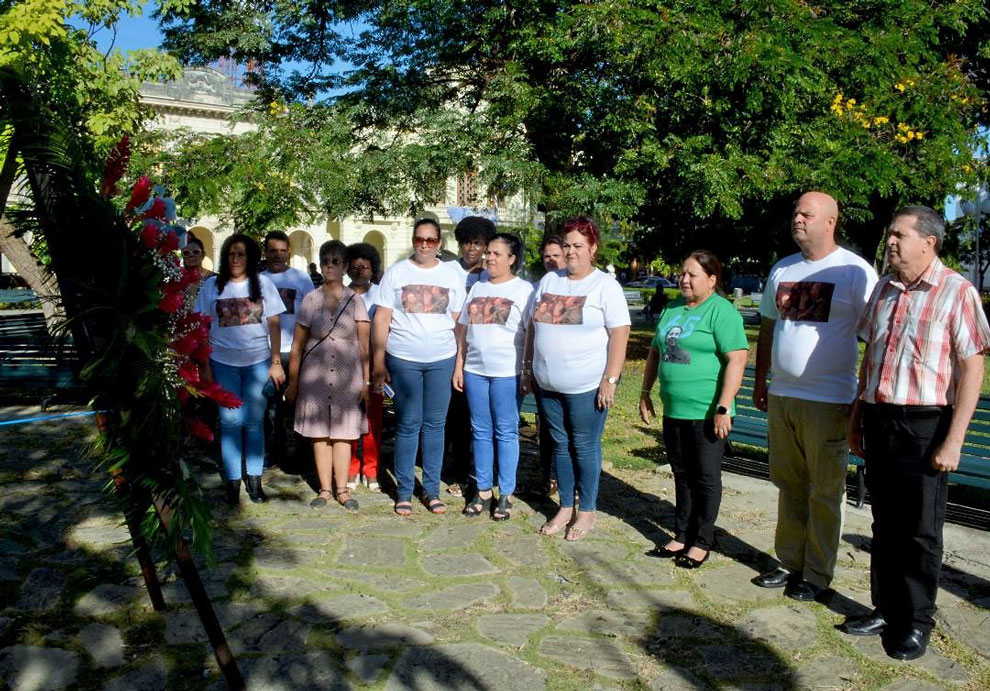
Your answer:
[729,365,990,508]
[0,312,82,407]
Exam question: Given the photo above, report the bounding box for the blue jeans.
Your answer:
[211,359,269,481]
[387,353,455,501]
[537,388,608,511]
[464,372,521,495]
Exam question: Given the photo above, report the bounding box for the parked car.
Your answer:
[727,274,763,294]
[625,276,676,289]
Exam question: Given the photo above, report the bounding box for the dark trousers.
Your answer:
[443,386,473,488]
[535,383,555,487]
[863,403,952,634]
[662,417,726,549]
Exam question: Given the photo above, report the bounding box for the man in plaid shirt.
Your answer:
[841,205,990,660]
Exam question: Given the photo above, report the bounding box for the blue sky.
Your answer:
[81,4,164,53]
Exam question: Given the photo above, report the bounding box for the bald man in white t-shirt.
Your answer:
[751,192,877,603]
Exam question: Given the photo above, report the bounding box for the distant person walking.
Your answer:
[751,192,878,601]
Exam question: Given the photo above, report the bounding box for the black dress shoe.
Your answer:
[751,567,792,588]
[838,610,886,636]
[645,544,685,559]
[784,578,828,602]
[674,550,710,569]
[884,627,930,661]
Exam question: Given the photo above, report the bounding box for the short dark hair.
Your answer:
[346,242,382,277]
[540,234,563,253]
[264,230,290,250]
[319,240,347,264]
[454,216,496,245]
[490,233,523,272]
[186,234,205,251]
[892,205,944,252]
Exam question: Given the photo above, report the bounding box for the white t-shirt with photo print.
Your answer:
[459,276,535,378]
[261,267,315,351]
[531,269,631,394]
[374,259,466,363]
[194,274,285,367]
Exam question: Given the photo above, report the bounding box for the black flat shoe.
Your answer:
[492,494,513,521]
[463,493,493,517]
[784,578,828,602]
[838,609,886,636]
[645,544,685,559]
[674,550,709,569]
[883,627,930,661]
[751,567,792,588]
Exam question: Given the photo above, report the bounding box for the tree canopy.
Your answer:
[156,0,990,267]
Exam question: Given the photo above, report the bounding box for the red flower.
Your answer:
[179,360,200,385]
[177,388,190,404]
[142,198,167,221]
[171,333,198,355]
[187,417,214,442]
[159,231,179,254]
[200,381,241,408]
[159,292,184,313]
[140,222,160,249]
[101,135,131,198]
[192,341,212,362]
[126,175,152,215]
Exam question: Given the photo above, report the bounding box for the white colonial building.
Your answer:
[147,67,539,273]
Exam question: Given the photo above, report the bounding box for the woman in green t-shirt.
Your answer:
[638,250,748,568]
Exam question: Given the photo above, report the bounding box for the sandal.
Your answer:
[310,488,332,510]
[422,495,447,514]
[492,494,513,521]
[539,520,568,536]
[446,483,463,497]
[394,500,412,517]
[565,522,593,542]
[335,487,359,512]
[463,492,493,517]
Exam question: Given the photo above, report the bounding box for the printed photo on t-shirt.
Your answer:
[466,297,514,325]
[276,287,297,314]
[661,325,691,364]
[401,284,450,314]
[776,281,834,322]
[532,294,586,325]
[216,297,264,327]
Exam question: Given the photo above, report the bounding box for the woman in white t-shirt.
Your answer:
[453,233,534,521]
[373,218,465,516]
[195,233,286,505]
[521,217,631,540]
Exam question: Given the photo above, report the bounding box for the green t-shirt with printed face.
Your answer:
[651,293,748,420]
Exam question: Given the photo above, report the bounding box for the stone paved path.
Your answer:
[1,404,989,690]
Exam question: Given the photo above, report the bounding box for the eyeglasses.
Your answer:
[349,264,373,273]
[321,257,344,266]
[182,249,202,257]
[413,236,439,247]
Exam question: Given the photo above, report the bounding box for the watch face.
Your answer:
[716,405,728,415]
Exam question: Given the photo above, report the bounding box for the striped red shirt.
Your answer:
[857,257,990,406]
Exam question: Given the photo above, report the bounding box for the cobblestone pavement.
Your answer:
[1,404,989,690]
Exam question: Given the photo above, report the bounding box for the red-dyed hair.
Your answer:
[561,216,600,250]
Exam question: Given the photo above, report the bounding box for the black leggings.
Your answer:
[662,417,726,549]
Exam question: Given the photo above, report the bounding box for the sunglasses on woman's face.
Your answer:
[182,249,202,257]
[321,257,344,266]
[413,236,439,247]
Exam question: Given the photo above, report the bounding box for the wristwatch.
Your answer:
[604,376,618,385]
[716,405,729,415]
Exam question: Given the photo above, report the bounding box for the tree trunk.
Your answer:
[0,216,62,330]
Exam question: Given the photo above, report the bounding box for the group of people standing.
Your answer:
[185,192,989,663]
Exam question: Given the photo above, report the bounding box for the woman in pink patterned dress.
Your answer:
[287,240,371,511]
